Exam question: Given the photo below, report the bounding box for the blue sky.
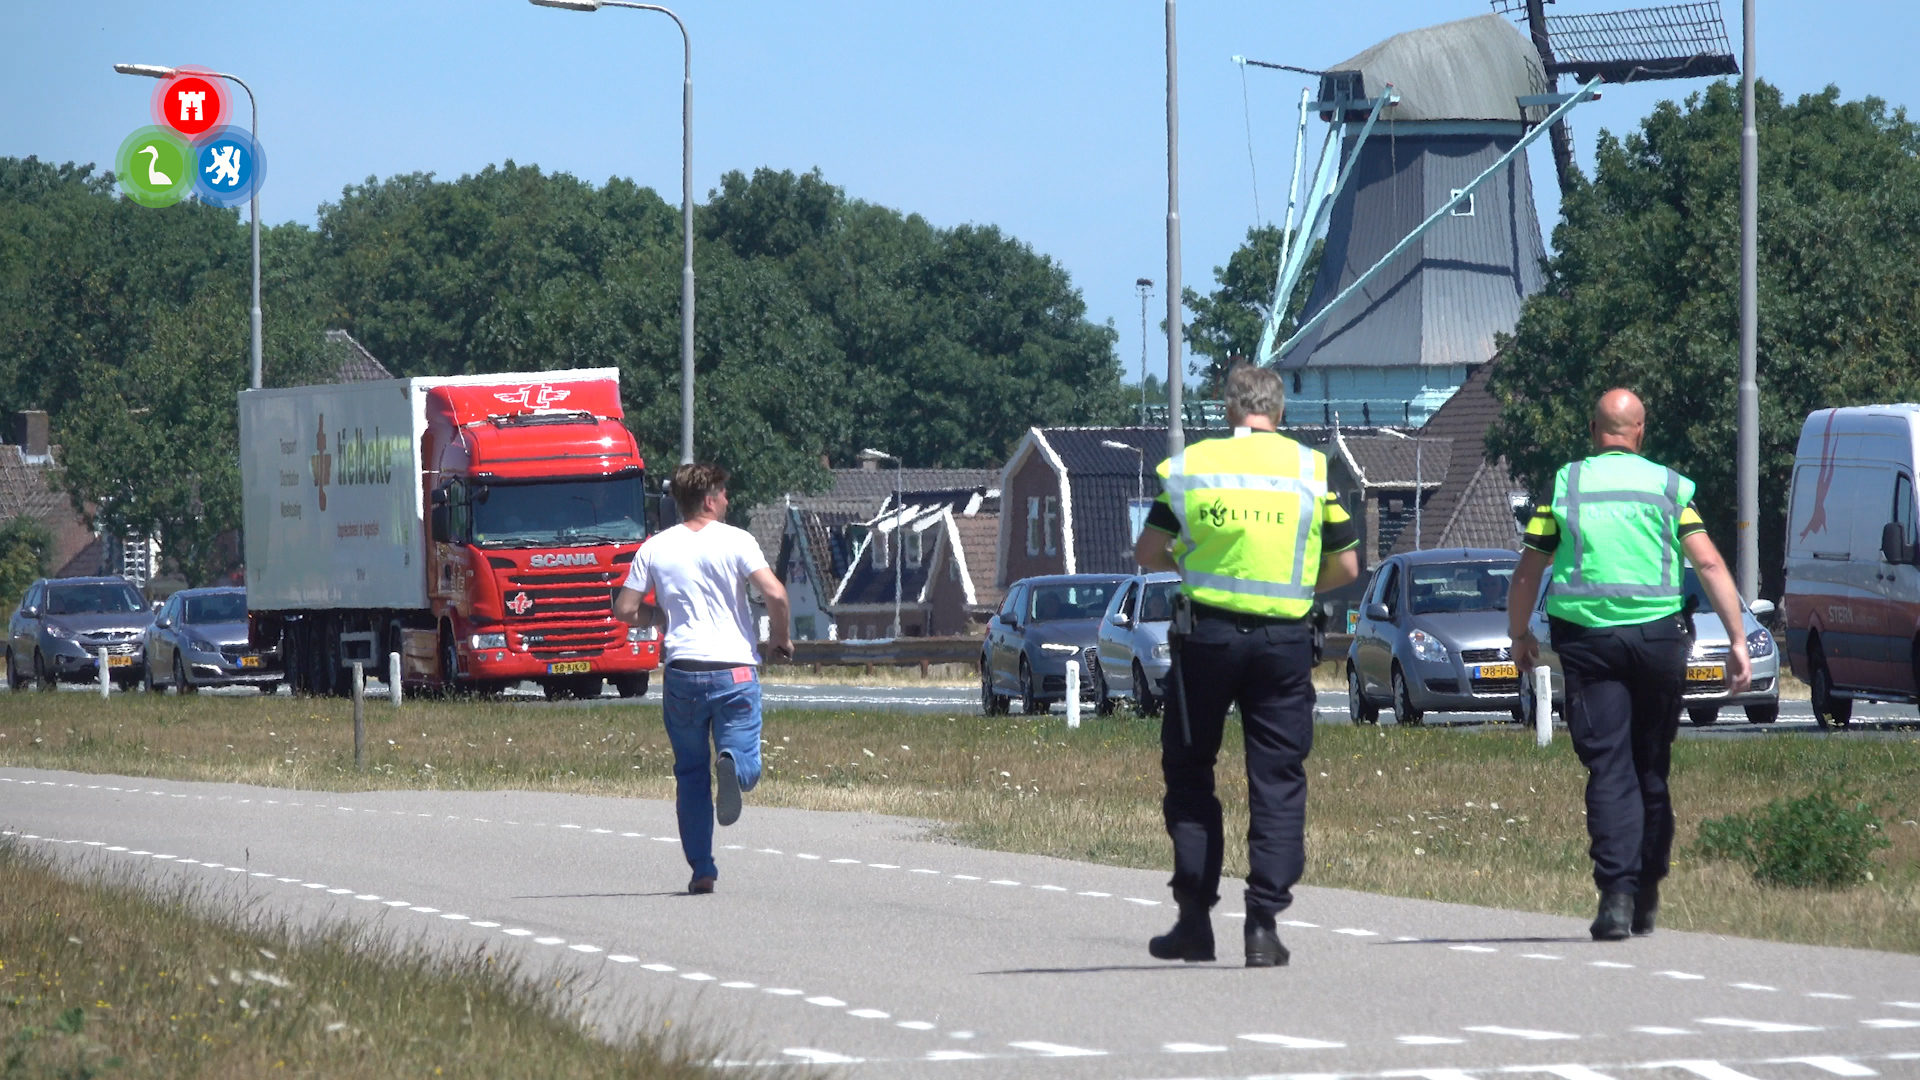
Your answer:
[7,2,1913,387]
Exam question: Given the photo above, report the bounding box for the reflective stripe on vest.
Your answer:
[1552,460,1683,600]
[1161,439,1324,611]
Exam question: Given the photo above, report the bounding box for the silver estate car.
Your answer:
[1517,567,1782,727]
[1348,549,1523,725]
[1091,572,1180,715]
[6,577,152,690]
[144,587,283,694]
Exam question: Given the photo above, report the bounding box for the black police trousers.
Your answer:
[1163,614,1315,918]
[1549,613,1688,896]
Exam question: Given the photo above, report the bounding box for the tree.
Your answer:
[0,515,51,613]
[1183,224,1320,393]
[1487,83,1920,597]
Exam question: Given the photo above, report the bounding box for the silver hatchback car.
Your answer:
[143,586,283,694]
[1348,549,1523,724]
[1092,572,1181,714]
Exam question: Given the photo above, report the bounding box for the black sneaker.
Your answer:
[715,750,743,827]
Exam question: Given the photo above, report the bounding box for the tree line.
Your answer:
[0,160,1128,586]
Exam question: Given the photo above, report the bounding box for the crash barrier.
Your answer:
[790,636,983,676]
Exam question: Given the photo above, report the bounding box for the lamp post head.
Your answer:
[1136,277,1154,289]
[857,447,896,464]
[528,0,603,9]
[113,63,176,78]
[1100,440,1138,453]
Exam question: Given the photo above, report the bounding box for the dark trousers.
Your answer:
[1550,614,1687,896]
[1162,615,1316,918]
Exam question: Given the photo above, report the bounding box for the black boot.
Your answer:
[1244,911,1290,968]
[1590,892,1633,941]
[1149,893,1215,962]
[1631,884,1659,936]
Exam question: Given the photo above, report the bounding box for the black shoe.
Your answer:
[1632,885,1659,936]
[1149,896,1215,962]
[1244,913,1290,968]
[688,874,715,895]
[1591,892,1633,941]
[715,750,742,827]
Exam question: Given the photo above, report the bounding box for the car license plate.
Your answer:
[1687,664,1726,683]
[1472,663,1518,680]
[239,655,263,668]
[546,660,592,675]
[107,654,132,668]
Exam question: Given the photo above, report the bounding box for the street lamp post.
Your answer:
[1135,278,1154,425]
[860,448,904,638]
[531,0,696,464]
[1380,428,1422,550]
[1164,0,1185,458]
[115,63,261,390]
[1736,0,1759,602]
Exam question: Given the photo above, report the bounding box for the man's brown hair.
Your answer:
[671,462,730,518]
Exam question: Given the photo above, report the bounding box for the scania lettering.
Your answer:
[238,369,661,699]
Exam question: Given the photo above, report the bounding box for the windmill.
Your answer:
[1244,3,1737,428]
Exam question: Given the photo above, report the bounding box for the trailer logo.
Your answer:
[507,591,534,615]
[494,384,572,410]
[311,415,332,511]
[529,553,598,568]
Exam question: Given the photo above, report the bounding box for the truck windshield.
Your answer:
[472,476,646,547]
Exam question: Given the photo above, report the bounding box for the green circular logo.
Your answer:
[115,127,194,208]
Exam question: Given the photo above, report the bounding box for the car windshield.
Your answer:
[1409,562,1515,615]
[183,593,247,624]
[45,583,145,615]
[1139,581,1180,623]
[1027,583,1118,623]
[1681,568,1748,615]
[473,475,646,547]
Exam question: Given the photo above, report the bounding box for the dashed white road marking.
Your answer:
[925,1050,984,1061]
[847,1009,889,1019]
[805,996,847,1008]
[1590,960,1633,969]
[1634,1026,1695,1036]
[1399,1035,1466,1045]
[1807,992,1854,1000]
[1008,1041,1105,1057]
[1523,953,1563,960]
[1774,1056,1879,1077]
[1697,1018,1821,1033]
[1654,1061,1767,1080]
[1463,1025,1579,1041]
[1501,1066,1617,1080]
[1450,945,1497,953]
[783,1048,859,1064]
[896,1021,935,1031]
[1238,1033,1345,1049]
[1730,982,1778,992]
[1163,1042,1227,1053]
[1657,971,1707,980]
[1862,1018,1920,1029]
[1333,927,1378,936]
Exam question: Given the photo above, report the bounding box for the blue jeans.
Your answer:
[662,665,764,879]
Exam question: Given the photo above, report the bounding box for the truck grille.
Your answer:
[514,625,622,659]
[502,571,617,620]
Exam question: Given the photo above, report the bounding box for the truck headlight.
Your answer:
[1151,643,1171,660]
[470,632,507,650]
[1746,628,1774,659]
[628,626,657,642]
[1409,629,1449,663]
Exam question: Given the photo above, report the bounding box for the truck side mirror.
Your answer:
[431,487,449,507]
[430,503,452,544]
[1881,522,1913,565]
[1366,603,1391,622]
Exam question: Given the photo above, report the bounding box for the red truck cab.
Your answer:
[419,377,659,697]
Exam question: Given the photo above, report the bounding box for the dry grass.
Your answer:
[3,692,1916,954]
[0,840,724,1078]
[763,663,975,687]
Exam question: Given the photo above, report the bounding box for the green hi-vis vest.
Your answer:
[1545,452,1696,628]
[1156,432,1328,619]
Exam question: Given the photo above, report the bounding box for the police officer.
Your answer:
[1132,364,1360,967]
[1508,389,1750,941]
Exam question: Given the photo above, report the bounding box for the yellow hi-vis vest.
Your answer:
[1155,432,1328,619]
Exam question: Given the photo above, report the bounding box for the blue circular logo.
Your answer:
[191,127,265,207]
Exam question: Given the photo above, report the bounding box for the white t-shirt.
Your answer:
[624,521,768,666]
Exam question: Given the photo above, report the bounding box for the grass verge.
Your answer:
[3,692,1916,954]
[0,840,719,1078]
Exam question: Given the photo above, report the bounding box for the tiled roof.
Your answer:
[952,512,1004,611]
[827,468,999,505]
[1387,361,1520,558]
[1435,459,1524,551]
[325,330,394,383]
[1339,433,1453,489]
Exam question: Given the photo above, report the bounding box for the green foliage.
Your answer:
[1183,224,1320,394]
[0,515,51,613]
[1696,783,1893,888]
[1487,83,1920,594]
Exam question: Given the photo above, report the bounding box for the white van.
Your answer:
[1782,405,1920,729]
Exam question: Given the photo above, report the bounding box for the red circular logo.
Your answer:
[158,75,223,137]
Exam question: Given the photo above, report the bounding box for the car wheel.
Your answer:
[1347,663,1380,725]
[1091,660,1114,716]
[142,652,157,692]
[1744,702,1779,724]
[174,653,196,695]
[979,660,1006,716]
[613,672,650,699]
[3,647,19,692]
[1133,661,1162,717]
[1809,639,1851,731]
[1390,664,1423,726]
[1019,658,1044,716]
[1687,706,1719,727]
[33,649,53,691]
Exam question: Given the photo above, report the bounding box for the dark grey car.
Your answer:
[1347,549,1523,724]
[980,574,1127,715]
[6,577,152,689]
[144,587,282,694]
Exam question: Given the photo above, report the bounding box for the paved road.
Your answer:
[5,767,1917,1078]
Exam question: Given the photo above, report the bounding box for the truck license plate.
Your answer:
[239,655,263,668]
[1687,664,1725,683]
[1472,663,1518,680]
[546,661,592,675]
[107,654,132,668]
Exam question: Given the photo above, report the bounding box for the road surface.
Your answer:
[4,767,1917,1078]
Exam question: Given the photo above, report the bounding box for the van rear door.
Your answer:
[1877,471,1920,694]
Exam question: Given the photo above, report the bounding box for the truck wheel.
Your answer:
[1809,639,1852,731]
[439,629,461,697]
[612,673,650,699]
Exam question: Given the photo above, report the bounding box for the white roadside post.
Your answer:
[1065,660,1082,729]
[98,648,111,698]
[1533,665,1553,747]
[352,662,366,771]
[388,651,403,706]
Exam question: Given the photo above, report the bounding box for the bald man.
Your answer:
[1507,389,1750,941]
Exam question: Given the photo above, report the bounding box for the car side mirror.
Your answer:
[1881,522,1913,565]
[1748,598,1775,618]
[23,606,39,619]
[1365,603,1391,622]
[155,617,172,629]
[1109,611,1130,627]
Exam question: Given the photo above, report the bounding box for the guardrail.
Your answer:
[790,637,983,673]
